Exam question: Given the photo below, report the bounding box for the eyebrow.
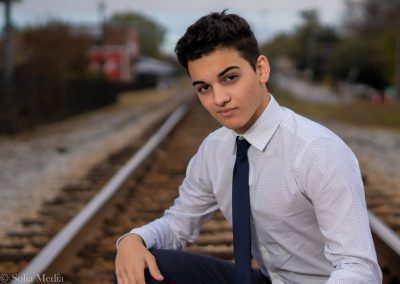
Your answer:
[192,80,206,87]
[218,66,240,77]
[192,65,240,86]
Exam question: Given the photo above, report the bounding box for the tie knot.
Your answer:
[236,137,251,159]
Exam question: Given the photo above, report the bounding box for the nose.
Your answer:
[213,87,231,107]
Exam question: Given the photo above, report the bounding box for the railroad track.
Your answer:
[0,97,399,284]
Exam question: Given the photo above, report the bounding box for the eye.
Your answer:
[197,84,210,94]
[224,74,238,83]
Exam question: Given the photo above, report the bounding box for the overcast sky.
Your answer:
[1,0,348,54]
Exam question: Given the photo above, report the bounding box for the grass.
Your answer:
[272,88,400,131]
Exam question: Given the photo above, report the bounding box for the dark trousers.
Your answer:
[114,249,271,284]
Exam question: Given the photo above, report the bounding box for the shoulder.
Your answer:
[192,127,235,166]
[201,126,234,149]
[280,107,343,144]
[186,126,234,179]
[278,107,356,165]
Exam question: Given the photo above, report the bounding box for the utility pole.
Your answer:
[396,30,400,99]
[98,0,106,44]
[1,0,19,84]
[98,0,106,25]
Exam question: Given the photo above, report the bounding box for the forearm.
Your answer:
[132,217,186,249]
[117,139,217,251]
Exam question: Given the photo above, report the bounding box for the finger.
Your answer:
[146,255,164,281]
[116,275,121,284]
[116,270,130,284]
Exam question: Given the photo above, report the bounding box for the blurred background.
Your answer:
[0,0,399,226]
[0,1,399,282]
[0,0,399,133]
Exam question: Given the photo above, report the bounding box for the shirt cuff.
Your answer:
[115,228,157,250]
[130,227,157,248]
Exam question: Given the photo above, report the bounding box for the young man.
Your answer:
[115,11,382,284]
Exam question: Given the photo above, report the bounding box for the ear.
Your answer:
[256,55,270,84]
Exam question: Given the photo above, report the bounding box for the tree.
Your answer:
[292,10,339,79]
[337,0,400,89]
[16,21,91,81]
[261,9,339,80]
[356,0,400,36]
[109,12,166,58]
[328,38,387,88]
[260,33,295,58]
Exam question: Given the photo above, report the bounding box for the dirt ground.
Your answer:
[0,83,192,238]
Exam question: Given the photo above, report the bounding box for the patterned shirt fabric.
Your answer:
[128,95,382,284]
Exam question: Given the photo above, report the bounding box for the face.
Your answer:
[188,48,270,134]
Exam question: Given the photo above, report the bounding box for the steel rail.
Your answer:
[11,96,400,282]
[368,210,400,256]
[12,100,191,284]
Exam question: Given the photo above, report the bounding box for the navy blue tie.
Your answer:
[232,137,252,284]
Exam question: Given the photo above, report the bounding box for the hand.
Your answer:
[115,234,164,284]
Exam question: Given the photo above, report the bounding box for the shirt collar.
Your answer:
[233,94,283,152]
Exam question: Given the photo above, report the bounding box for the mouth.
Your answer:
[217,107,237,117]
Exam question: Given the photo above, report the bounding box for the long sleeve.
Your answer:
[122,137,219,249]
[298,137,382,283]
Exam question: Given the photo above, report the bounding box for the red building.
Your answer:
[88,26,139,82]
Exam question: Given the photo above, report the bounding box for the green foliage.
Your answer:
[334,0,400,88]
[109,12,166,58]
[285,10,322,71]
[262,1,399,91]
[261,33,294,56]
[328,38,388,88]
[261,9,339,80]
[376,31,396,83]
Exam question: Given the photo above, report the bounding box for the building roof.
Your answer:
[136,56,175,76]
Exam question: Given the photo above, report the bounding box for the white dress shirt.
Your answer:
[126,95,382,283]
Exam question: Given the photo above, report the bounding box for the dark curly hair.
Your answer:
[175,10,260,72]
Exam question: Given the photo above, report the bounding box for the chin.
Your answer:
[213,115,247,132]
[221,122,246,133]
